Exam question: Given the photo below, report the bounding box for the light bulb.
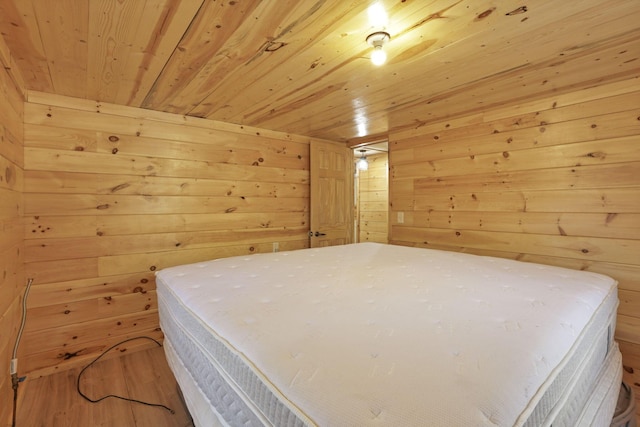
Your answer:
[357,157,369,171]
[371,46,387,66]
[366,32,390,66]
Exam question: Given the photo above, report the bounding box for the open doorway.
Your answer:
[353,142,389,243]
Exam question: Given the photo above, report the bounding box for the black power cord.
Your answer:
[77,336,175,414]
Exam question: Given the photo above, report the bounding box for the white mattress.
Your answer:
[156,242,620,426]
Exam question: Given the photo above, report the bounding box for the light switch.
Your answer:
[397,212,404,224]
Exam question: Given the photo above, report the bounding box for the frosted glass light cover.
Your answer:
[356,157,369,170]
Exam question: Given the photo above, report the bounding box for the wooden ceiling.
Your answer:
[1,0,639,142]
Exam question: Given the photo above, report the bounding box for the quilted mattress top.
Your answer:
[156,242,618,426]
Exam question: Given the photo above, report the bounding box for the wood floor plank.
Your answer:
[122,345,192,427]
[16,345,193,426]
[12,342,640,425]
[79,351,137,427]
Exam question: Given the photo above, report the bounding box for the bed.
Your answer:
[156,242,622,426]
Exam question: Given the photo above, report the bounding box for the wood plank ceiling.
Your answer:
[0,0,639,142]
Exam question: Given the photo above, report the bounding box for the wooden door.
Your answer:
[310,140,354,247]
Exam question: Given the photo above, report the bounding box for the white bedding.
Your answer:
[156,243,620,426]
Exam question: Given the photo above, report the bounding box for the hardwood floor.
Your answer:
[13,343,640,426]
[15,345,194,427]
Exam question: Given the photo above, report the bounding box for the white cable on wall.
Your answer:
[11,278,33,374]
[11,277,33,427]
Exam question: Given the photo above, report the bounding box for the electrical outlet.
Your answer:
[273,242,279,252]
[397,212,404,224]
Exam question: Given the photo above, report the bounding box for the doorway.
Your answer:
[353,142,389,243]
[310,140,355,247]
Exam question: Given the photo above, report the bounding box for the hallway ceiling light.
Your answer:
[356,149,369,171]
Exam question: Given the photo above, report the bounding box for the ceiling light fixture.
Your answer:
[366,31,390,66]
[356,149,369,171]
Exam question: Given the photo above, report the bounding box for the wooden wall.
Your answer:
[357,153,388,243]
[389,76,640,408]
[21,92,314,377]
[0,34,25,427]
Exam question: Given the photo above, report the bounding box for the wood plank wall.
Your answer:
[388,77,640,402]
[357,153,388,243]
[21,92,316,377]
[0,33,26,427]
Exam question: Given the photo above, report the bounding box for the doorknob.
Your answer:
[314,231,326,237]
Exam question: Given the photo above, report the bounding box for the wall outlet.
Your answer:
[397,212,404,224]
[273,242,279,252]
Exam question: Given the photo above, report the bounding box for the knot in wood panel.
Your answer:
[264,41,287,52]
[249,40,288,63]
[605,213,618,224]
[586,151,606,159]
[63,351,81,360]
[506,6,528,16]
[475,8,495,20]
[5,165,13,184]
[110,183,129,192]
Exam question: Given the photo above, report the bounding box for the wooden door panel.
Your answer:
[310,141,353,247]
